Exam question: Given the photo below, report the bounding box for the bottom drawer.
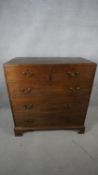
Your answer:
[14,112,85,128]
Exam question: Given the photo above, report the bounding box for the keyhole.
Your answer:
[49,74,52,81]
[49,66,52,81]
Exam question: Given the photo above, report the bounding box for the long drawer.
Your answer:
[14,112,85,127]
[8,81,91,98]
[11,96,88,114]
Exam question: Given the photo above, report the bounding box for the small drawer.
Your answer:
[4,65,50,82]
[52,65,96,83]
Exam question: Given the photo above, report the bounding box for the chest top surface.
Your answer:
[4,57,96,65]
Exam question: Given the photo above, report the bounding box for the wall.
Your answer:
[0,0,98,107]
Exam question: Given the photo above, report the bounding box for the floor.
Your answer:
[0,106,98,175]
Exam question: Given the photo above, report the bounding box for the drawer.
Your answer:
[52,65,95,82]
[14,112,85,127]
[4,65,50,82]
[11,97,88,114]
[8,81,91,98]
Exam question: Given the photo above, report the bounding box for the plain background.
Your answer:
[0,1,98,175]
[0,0,98,108]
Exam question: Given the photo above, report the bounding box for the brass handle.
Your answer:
[69,86,80,92]
[69,87,74,91]
[74,72,80,76]
[22,71,34,77]
[66,71,80,77]
[66,72,74,77]
[76,86,80,90]
[21,88,32,94]
[24,104,33,110]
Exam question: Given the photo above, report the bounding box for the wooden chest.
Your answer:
[3,57,97,136]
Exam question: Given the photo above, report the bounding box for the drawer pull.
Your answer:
[24,104,33,110]
[22,71,34,77]
[75,72,80,76]
[66,72,80,77]
[69,87,74,91]
[76,86,80,90]
[21,88,32,94]
[69,86,80,92]
[66,72,74,77]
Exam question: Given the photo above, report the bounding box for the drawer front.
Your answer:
[4,65,50,82]
[52,65,95,82]
[14,112,85,127]
[11,97,88,114]
[8,82,91,98]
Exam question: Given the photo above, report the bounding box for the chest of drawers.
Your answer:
[3,57,97,136]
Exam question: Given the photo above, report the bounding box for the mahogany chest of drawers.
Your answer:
[3,57,97,136]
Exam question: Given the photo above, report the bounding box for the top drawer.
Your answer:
[4,65,49,82]
[52,65,96,82]
[4,64,96,83]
